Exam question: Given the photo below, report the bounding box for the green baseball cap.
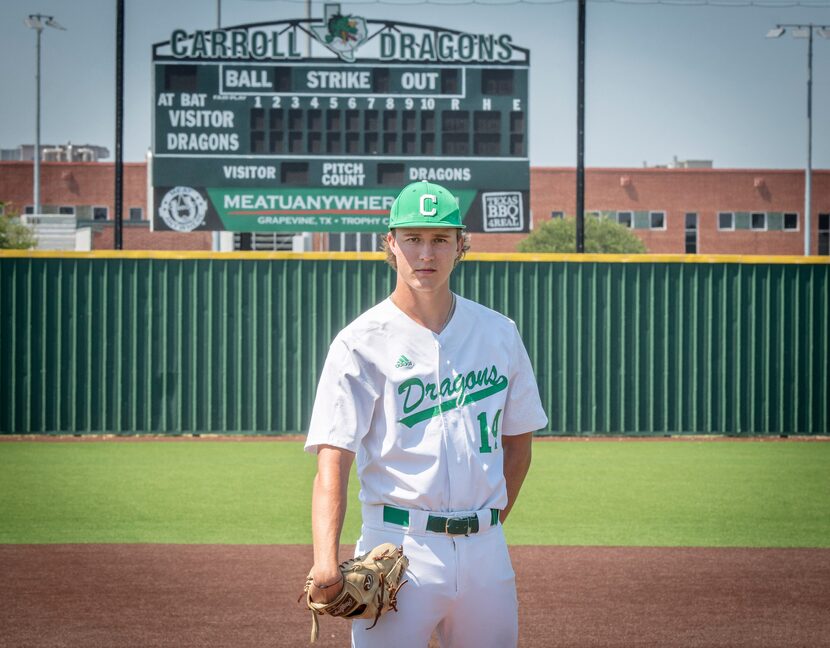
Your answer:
[388,181,465,230]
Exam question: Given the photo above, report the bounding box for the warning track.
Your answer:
[1,544,828,647]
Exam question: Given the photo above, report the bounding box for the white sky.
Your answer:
[1,0,829,169]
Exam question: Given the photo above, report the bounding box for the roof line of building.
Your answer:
[1,161,829,173]
[532,166,830,174]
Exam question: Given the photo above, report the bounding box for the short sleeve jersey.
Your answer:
[305,294,548,513]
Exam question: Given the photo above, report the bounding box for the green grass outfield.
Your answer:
[0,440,828,547]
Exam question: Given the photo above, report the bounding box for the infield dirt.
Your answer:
[1,544,828,647]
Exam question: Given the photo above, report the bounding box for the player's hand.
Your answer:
[302,544,409,642]
[308,566,344,604]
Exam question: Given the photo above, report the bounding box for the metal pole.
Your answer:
[576,0,586,253]
[767,23,829,253]
[114,0,124,250]
[307,0,312,56]
[213,0,222,251]
[34,26,41,215]
[805,27,813,256]
[26,14,64,216]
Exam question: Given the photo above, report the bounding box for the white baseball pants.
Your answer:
[351,505,518,648]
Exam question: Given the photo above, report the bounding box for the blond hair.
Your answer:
[380,230,471,270]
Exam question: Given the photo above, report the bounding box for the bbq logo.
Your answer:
[310,3,368,62]
[482,192,523,232]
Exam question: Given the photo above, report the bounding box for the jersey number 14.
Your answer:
[477,409,503,453]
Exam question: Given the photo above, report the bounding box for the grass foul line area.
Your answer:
[0,440,827,547]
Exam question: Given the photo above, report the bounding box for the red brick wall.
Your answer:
[529,167,828,255]
[92,225,212,251]
[469,232,526,253]
[0,161,147,218]
[0,161,212,251]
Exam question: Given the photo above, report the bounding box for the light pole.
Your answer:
[24,14,66,216]
[576,0,586,253]
[767,24,830,256]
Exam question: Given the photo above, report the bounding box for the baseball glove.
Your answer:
[301,543,409,643]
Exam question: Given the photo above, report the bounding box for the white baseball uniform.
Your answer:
[305,293,548,648]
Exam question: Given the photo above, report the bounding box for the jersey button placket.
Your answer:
[435,338,452,510]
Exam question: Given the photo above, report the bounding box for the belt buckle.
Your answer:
[446,516,472,535]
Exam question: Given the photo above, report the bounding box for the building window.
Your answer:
[329,233,380,252]
[24,205,34,214]
[616,211,632,228]
[58,206,75,215]
[550,211,564,219]
[718,212,734,231]
[649,211,666,230]
[783,212,798,231]
[819,213,830,256]
[129,207,143,221]
[685,213,698,254]
[751,212,767,231]
[93,206,108,220]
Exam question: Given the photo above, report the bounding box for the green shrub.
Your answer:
[0,203,36,250]
[517,215,647,254]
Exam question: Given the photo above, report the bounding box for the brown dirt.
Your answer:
[0,544,828,648]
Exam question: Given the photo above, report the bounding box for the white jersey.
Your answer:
[305,294,548,513]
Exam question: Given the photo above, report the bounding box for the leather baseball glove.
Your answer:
[301,543,409,643]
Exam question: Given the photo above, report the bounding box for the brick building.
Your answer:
[1,160,828,255]
[0,161,211,250]
[531,167,830,256]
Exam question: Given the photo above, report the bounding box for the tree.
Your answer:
[0,203,37,250]
[516,215,647,254]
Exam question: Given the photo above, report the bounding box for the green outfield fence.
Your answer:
[1,251,828,436]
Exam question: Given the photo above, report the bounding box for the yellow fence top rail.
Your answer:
[1,250,829,264]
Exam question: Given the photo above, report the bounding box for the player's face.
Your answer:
[388,228,462,293]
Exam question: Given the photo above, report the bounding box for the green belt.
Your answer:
[383,506,500,535]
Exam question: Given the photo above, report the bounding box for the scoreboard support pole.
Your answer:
[576,0,586,254]
[114,0,124,250]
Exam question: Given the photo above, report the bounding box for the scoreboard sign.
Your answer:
[151,4,529,234]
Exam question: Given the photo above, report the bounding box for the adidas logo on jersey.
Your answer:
[395,355,414,369]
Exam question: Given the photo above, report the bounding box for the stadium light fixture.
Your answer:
[25,14,66,217]
[767,23,830,255]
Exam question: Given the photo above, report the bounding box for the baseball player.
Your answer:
[305,180,548,647]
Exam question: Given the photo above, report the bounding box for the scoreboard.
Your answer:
[151,8,529,234]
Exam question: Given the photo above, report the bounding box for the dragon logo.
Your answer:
[311,3,368,62]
